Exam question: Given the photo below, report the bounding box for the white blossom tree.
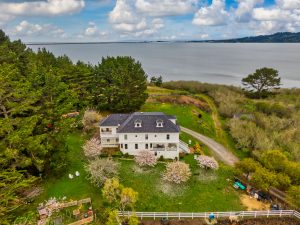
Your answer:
[195,155,219,170]
[85,158,118,187]
[134,150,157,167]
[162,161,191,184]
[83,138,102,158]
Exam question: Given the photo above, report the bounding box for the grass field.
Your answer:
[141,102,216,139]
[28,133,243,216]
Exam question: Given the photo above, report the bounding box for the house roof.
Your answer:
[100,114,130,126]
[100,112,180,133]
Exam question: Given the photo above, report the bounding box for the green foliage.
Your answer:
[128,214,139,225]
[106,210,120,225]
[150,75,163,87]
[92,56,148,112]
[242,67,281,98]
[287,185,300,208]
[260,150,288,172]
[0,169,37,223]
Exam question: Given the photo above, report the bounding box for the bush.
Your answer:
[134,150,157,167]
[162,161,191,184]
[85,158,119,187]
[195,155,219,170]
[82,109,103,131]
[83,138,102,158]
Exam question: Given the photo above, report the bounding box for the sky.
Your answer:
[0,0,300,42]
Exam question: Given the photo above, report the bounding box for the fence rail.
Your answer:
[118,210,300,220]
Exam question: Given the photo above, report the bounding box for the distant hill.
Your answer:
[189,32,300,43]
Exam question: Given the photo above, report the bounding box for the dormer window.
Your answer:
[134,119,142,128]
[156,119,164,127]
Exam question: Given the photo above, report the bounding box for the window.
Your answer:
[156,119,164,127]
[150,143,152,148]
[121,144,123,148]
[167,134,170,140]
[107,139,110,142]
[135,135,138,138]
[125,144,128,149]
[145,144,148,149]
[106,128,109,131]
[135,144,138,149]
[145,134,148,140]
[134,119,142,127]
[124,134,127,140]
[154,135,157,138]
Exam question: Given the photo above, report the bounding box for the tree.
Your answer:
[260,150,288,172]
[102,178,122,206]
[128,214,139,225]
[235,158,260,179]
[82,109,103,131]
[194,142,203,155]
[287,185,300,208]
[162,161,191,184]
[150,75,163,87]
[195,155,219,170]
[83,138,102,158]
[106,210,121,225]
[85,158,119,187]
[251,167,277,191]
[134,150,157,167]
[92,56,148,112]
[0,170,37,223]
[242,67,281,98]
[119,187,138,213]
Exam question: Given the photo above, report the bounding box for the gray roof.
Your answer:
[100,112,180,133]
[100,114,130,126]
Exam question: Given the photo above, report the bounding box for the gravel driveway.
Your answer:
[180,126,239,166]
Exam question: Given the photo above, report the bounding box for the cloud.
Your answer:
[11,20,66,38]
[276,0,300,10]
[109,0,164,37]
[0,0,85,24]
[135,0,197,17]
[250,1,300,34]
[192,0,229,26]
[77,21,108,39]
[235,0,263,22]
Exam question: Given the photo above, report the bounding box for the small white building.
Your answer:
[99,112,182,159]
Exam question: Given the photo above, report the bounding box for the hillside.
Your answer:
[188,32,300,43]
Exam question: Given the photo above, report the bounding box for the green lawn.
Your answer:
[141,102,216,139]
[30,133,243,214]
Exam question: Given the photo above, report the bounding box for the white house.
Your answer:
[99,112,183,159]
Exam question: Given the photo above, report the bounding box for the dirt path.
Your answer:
[181,126,239,166]
[196,94,227,145]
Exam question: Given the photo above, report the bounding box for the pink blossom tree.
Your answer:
[162,161,191,184]
[134,150,157,167]
[83,138,102,158]
[195,155,219,170]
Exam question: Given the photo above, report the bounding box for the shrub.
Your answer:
[85,158,118,187]
[83,138,102,158]
[82,109,103,131]
[162,161,191,184]
[195,155,219,170]
[134,150,157,167]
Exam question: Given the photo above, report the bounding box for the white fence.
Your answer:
[118,210,300,220]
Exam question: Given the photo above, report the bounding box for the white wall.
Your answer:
[119,133,179,143]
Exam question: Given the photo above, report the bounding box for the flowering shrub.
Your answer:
[82,109,103,130]
[195,155,219,170]
[162,161,191,184]
[85,158,118,187]
[134,150,157,167]
[83,138,102,158]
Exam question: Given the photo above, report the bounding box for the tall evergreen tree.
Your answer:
[92,56,148,112]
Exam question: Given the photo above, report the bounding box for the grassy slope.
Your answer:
[141,102,216,139]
